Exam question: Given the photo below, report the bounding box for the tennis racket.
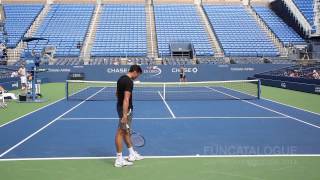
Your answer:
[126,124,145,147]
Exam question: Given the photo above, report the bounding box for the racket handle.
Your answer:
[125,124,131,134]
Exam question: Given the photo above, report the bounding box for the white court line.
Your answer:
[0,97,67,128]
[59,117,172,120]
[58,116,288,121]
[205,87,320,129]
[262,97,320,116]
[176,116,287,119]
[221,85,320,117]
[0,87,106,158]
[158,91,176,119]
[1,154,320,162]
[0,87,90,128]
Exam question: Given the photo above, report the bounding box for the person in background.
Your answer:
[289,71,296,78]
[31,49,37,57]
[18,64,27,91]
[2,48,7,65]
[312,70,320,79]
[179,65,186,82]
[27,73,33,91]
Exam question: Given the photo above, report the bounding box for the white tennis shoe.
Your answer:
[114,159,133,168]
[127,151,144,162]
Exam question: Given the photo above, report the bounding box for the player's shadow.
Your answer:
[88,148,115,166]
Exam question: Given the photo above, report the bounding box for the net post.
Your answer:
[66,80,69,100]
[163,83,166,100]
[257,79,261,99]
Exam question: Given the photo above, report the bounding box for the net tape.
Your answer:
[66,80,260,101]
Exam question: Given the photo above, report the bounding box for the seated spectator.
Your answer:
[0,48,8,65]
[312,70,320,79]
[3,48,7,60]
[0,85,18,100]
[289,71,295,77]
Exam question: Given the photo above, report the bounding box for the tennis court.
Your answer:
[1,80,320,160]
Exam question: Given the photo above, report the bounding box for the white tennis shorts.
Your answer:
[20,76,27,84]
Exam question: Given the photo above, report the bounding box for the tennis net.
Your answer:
[66,79,261,101]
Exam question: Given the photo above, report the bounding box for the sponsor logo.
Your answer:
[107,66,162,77]
[172,67,198,73]
[73,66,84,68]
[47,68,71,72]
[11,81,19,88]
[107,67,128,74]
[230,67,255,71]
[218,65,229,68]
[281,82,286,88]
[315,87,320,93]
[144,66,162,77]
[25,60,34,64]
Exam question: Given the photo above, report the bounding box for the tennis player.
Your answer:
[114,65,143,167]
[179,65,186,82]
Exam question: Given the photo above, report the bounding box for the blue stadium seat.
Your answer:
[91,4,147,57]
[253,6,305,45]
[29,4,94,57]
[154,4,213,57]
[293,0,314,25]
[204,5,279,57]
[0,4,43,48]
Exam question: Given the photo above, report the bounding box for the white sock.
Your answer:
[128,147,135,155]
[116,152,122,161]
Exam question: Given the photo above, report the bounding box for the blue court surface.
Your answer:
[1,86,320,160]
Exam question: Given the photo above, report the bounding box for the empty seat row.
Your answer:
[91,4,147,57]
[154,4,214,57]
[253,6,305,45]
[204,5,279,57]
[293,0,314,25]
[29,4,94,57]
[0,4,43,48]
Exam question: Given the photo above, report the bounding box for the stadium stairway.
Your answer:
[246,5,288,57]
[81,3,102,65]
[314,0,320,35]
[281,0,312,36]
[145,1,158,58]
[7,4,50,65]
[196,4,224,57]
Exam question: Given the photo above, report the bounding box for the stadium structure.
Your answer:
[0,0,318,66]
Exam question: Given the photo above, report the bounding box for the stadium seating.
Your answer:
[91,4,147,57]
[0,4,43,48]
[293,0,314,25]
[204,5,279,57]
[154,4,214,57]
[259,63,320,79]
[27,4,94,57]
[253,6,305,45]
[0,3,307,62]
